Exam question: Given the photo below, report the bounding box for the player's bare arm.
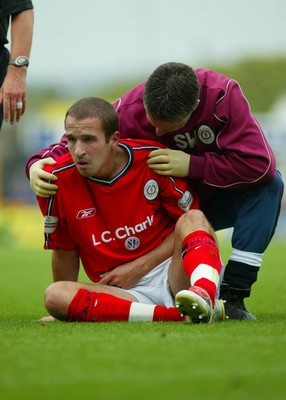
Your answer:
[52,249,80,282]
[39,249,80,322]
[29,158,58,197]
[99,233,174,289]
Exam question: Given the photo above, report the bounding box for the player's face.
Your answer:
[146,113,191,136]
[66,116,119,179]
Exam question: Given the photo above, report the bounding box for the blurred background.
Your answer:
[0,0,285,249]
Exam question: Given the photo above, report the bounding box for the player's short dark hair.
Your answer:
[143,62,200,122]
[65,97,118,141]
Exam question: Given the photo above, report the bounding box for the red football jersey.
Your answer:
[37,139,199,282]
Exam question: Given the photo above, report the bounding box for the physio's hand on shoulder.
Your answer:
[147,148,190,177]
[29,157,58,197]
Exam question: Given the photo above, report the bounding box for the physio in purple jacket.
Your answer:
[27,62,284,320]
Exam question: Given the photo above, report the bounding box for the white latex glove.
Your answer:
[29,157,58,197]
[147,148,190,177]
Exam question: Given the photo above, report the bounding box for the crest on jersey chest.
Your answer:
[144,179,159,200]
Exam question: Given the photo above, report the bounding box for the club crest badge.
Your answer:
[144,179,159,200]
[198,125,215,144]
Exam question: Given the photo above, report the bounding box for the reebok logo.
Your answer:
[76,208,96,219]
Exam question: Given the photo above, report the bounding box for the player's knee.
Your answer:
[44,281,66,318]
[175,209,210,238]
[176,209,206,229]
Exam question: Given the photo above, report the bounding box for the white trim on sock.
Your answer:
[191,264,220,286]
[128,302,156,322]
[230,248,263,267]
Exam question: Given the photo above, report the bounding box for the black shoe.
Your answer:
[222,294,257,320]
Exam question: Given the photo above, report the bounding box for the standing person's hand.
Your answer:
[0,65,27,125]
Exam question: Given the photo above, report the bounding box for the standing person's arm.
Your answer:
[0,9,34,124]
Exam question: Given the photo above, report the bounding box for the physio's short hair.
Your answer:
[65,97,118,140]
[143,62,200,122]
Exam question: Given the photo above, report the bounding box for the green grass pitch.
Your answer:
[1,241,286,400]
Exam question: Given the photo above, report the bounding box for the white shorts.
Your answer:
[123,257,175,308]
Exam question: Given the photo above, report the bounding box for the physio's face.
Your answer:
[146,99,199,136]
[65,116,115,178]
[146,114,190,136]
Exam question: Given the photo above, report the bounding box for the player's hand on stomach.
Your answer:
[29,157,58,197]
[99,261,146,289]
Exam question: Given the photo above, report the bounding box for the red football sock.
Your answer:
[181,230,222,306]
[67,289,184,322]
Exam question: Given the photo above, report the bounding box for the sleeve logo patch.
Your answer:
[178,190,193,212]
[44,216,59,233]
